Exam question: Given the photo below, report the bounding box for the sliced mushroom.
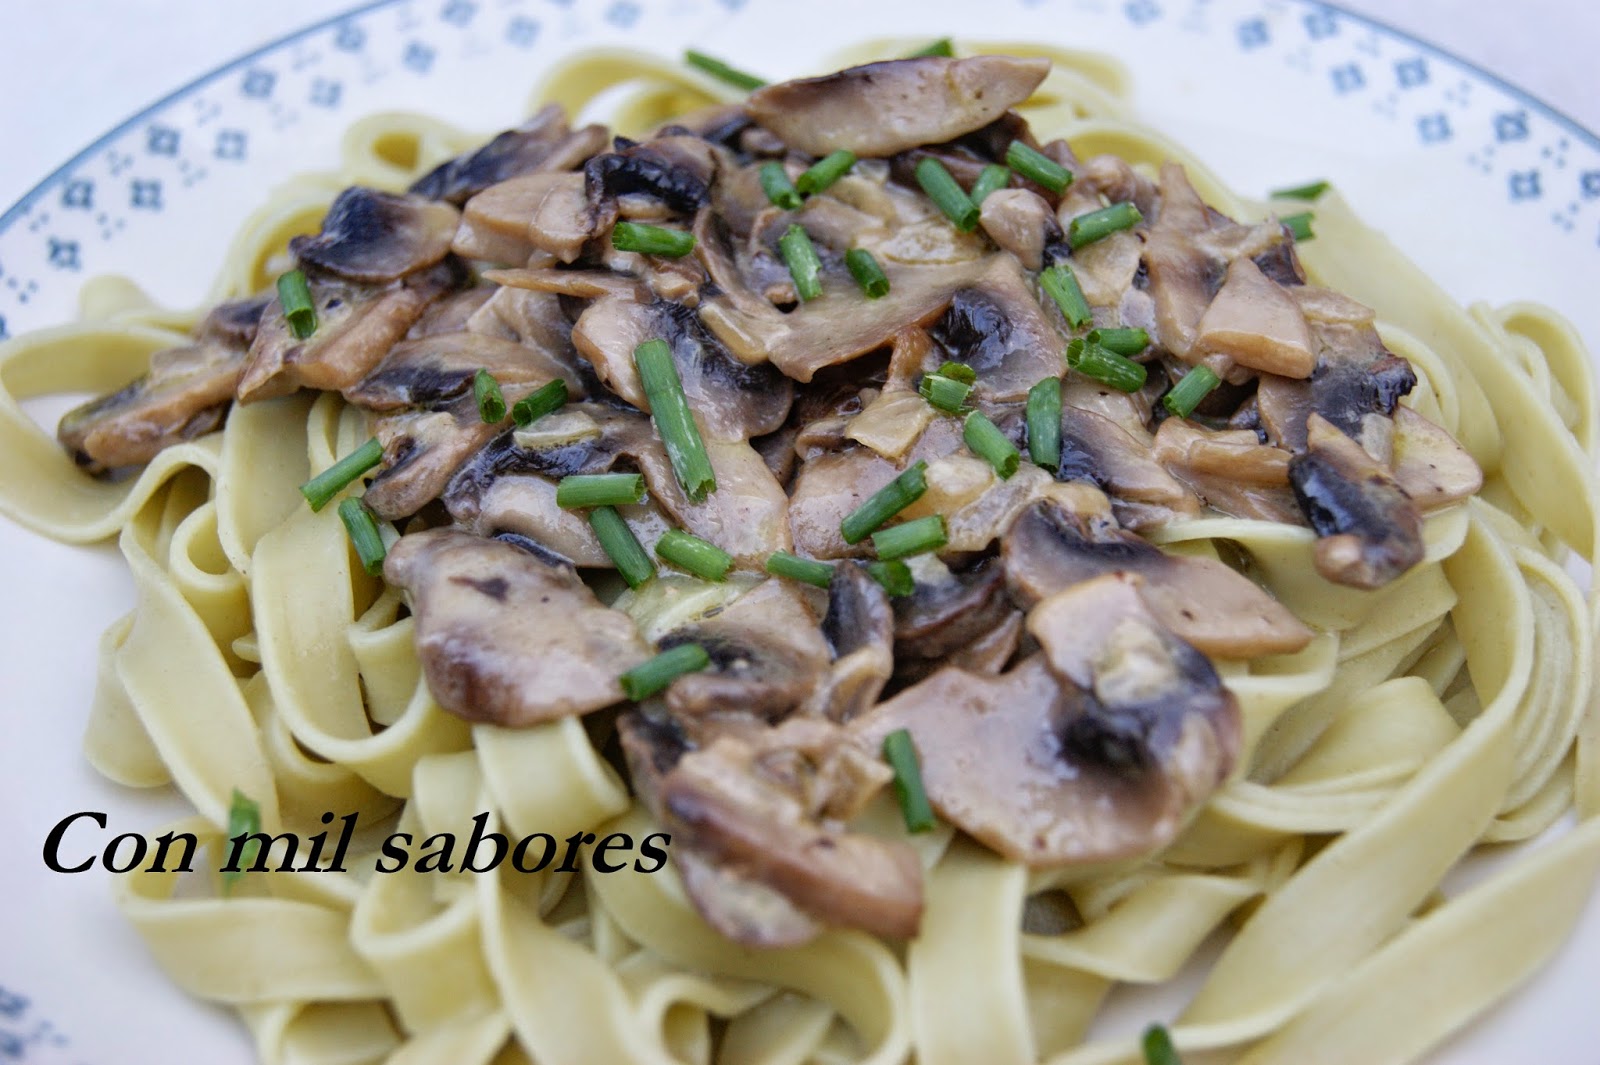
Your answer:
[408,286,497,337]
[58,297,266,472]
[343,331,584,411]
[584,134,716,223]
[802,561,896,722]
[1054,402,1201,530]
[1151,418,1303,524]
[1289,413,1424,589]
[1001,496,1313,658]
[384,528,649,725]
[1141,163,1217,362]
[1390,405,1482,510]
[788,448,900,559]
[463,284,577,357]
[462,171,594,263]
[978,189,1057,271]
[745,56,1049,158]
[410,104,608,204]
[238,262,461,403]
[930,256,1064,400]
[892,556,1013,662]
[1194,256,1314,378]
[290,187,461,284]
[364,396,506,520]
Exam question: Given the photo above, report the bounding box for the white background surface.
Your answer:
[0,1,1598,1063]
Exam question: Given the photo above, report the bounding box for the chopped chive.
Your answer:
[684,50,766,91]
[337,497,388,577]
[963,411,1021,479]
[841,460,928,544]
[1271,179,1329,201]
[277,269,317,340]
[1141,1025,1183,1065]
[619,643,711,701]
[611,221,697,258]
[882,729,936,833]
[1040,263,1093,330]
[1162,365,1221,419]
[556,473,646,509]
[589,505,655,588]
[1087,327,1149,357]
[300,436,383,512]
[920,373,971,414]
[905,37,954,58]
[1026,378,1062,471]
[1067,201,1143,249]
[1004,141,1072,194]
[845,247,890,298]
[936,361,977,385]
[914,157,979,232]
[1282,212,1315,241]
[778,223,823,301]
[634,339,716,502]
[765,551,835,588]
[221,788,262,894]
[797,149,857,195]
[872,514,947,560]
[655,528,734,581]
[968,163,1013,205]
[1067,338,1147,393]
[474,368,507,423]
[759,161,803,211]
[511,378,568,427]
[867,559,914,597]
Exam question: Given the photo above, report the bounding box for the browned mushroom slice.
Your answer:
[1143,163,1218,362]
[745,56,1049,158]
[344,331,584,411]
[893,557,1013,662]
[1052,403,1201,530]
[384,528,649,725]
[463,285,576,357]
[1001,497,1312,658]
[1151,418,1303,524]
[238,262,460,403]
[462,171,594,263]
[583,135,716,228]
[788,448,900,560]
[290,187,461,284]
[408,287,497,337]
[364,398,508,520]
[660,578,831,721]
[1390,405,1482,509]
[410,104,608,204]
[978,189,1058,271]
[1194,256,1314,378]
[570,295,792,441]
[58,296,267,472]
[855,638,1236,868]
[1289,413,1425,589]
[931,256,1065,400]
[803,561,896,722]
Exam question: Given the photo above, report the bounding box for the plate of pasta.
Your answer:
[1,2,1598,1064]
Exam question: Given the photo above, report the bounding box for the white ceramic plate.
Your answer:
[1,1,1598,1061]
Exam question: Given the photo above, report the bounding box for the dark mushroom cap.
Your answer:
[290,186,461,284]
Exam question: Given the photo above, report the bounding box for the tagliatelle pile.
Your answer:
[0,37,1598,1065]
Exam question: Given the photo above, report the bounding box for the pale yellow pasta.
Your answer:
[0,39,1595,1065]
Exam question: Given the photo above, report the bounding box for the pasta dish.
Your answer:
[1,36,1597,1065]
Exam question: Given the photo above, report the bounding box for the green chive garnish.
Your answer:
[872,514,947,560]
[845,247,890,298]
[1282,212,1315,241]
[589,505,655,588]
[655,528,733,581]
[1040,263,1093,330]
[1142,1024,1183,1065]
[920,373,971,414]
[277,269,317,340]
[511,378,568,428]
[867,559,914,597]
[1067,201,1143,249]
[1086,327,1149,356]
[556,473,646,509]
[1271,179,1329,201]
[778,223,823,302]
[963,410,1021,479]
[936,361,977,385]
[968,164,1012,205]
[765,551,834,588]
[905,38,954,58]
[299,436,383,512]
[914,157,979,232]
[337,497,388,577]
[841,460,928,544]
[1004,141,1072,194]
[1162,365,1221,419]
[684,50,766,91]
[760,161,802,210]
[475,369,506,423]
[611,221,697,258]
[221,788,262,894]
[1026,378,1062,471]
[797,149,857,195]
[634,339,716,502]
[882,729,936,833]
[1067,338,1147,393]
[619,643,712,701]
